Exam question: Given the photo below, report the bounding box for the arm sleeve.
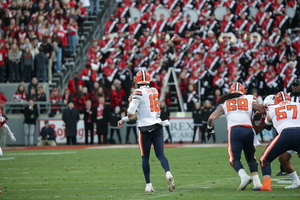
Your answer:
[3,124,14,138]
[127,98,141,115]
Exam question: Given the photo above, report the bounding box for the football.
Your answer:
[171,35,181,45]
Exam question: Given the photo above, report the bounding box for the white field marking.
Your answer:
[5,152,76,156]
[272,177,295,186]
[0,157,15,161]
[86,145,139,149]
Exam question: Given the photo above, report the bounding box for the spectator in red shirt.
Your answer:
[13,84,28,103]
[74,86,90,111]
[67,17,78,55]
[49,88,63,117]
[109,79,126,110]
[68,72,85,95]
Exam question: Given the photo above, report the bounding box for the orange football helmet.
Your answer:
[275,92,291,104]
[134,70,150,84]
[229,82,245,94]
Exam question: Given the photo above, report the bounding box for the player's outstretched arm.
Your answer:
[3,124,16,142]
[206,106,224,141]
[207,106,225,127]
[252,102,266,114]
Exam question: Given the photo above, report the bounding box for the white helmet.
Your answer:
[263,94,275,106]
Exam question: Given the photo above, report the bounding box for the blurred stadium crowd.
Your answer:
[0,0,89,84]
[85,0,300,111]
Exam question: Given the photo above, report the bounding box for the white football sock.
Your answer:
[238,169,247,178]
[252,174,262,187]
[146,183,152,187]
[0,147,2,157]
[289,171,300,183]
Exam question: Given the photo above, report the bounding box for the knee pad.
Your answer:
[230,160,240,168]
[260,160,270,168]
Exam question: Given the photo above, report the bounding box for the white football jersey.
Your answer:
[128,86,162,127]
[268,101,300,133]
[221,95,253,129]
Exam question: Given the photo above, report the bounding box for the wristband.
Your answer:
[122,116,129,122]
[207,125,212,129]
[264,118,272,126]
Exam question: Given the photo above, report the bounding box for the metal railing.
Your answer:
[3,102,66,115]
[61,0,118,90]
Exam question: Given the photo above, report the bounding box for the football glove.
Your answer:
[205,127,215,141]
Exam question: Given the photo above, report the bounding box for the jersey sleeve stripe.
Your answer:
[133,91,143,96]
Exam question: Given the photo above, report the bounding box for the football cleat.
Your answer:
[252,178,272,191]
[276,171,287,176]
[252,185,272,191]
[145,183,155,192]
[285,182,300,189]
[237,175,252,190]
[166,171,175,192]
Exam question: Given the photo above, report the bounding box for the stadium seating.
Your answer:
[84,0,300,111]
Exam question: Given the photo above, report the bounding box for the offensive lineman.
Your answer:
[206,83,265,190]
[262,92,300,189]
[0,116,16,156]
[253,92,300,191]
[117,70,175,193]
[275,79,300,180]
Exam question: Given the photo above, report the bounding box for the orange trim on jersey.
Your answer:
[228,127,234,165]
[231,124,253,128]
[133,91,143,96]
[138,131,144,156]
[260,134,281,163]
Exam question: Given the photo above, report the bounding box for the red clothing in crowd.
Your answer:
[13,92,28,102]
[56,30,68,47]
[74,93,90,111]
[109,89,126,109]
[67,78,85,95]
[0,48,7,66]
[49,94,62,113]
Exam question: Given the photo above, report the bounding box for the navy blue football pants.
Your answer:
[228,126,258,173]
[139,127,170,183]
[260,128,300,176]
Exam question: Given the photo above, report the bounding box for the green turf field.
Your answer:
[1,146,300,200]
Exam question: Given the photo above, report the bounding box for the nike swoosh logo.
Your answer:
[148,128,155,132]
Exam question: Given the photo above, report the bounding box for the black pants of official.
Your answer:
[96,119,107,144]
[84,122,94,144]
[66,136,76,145]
